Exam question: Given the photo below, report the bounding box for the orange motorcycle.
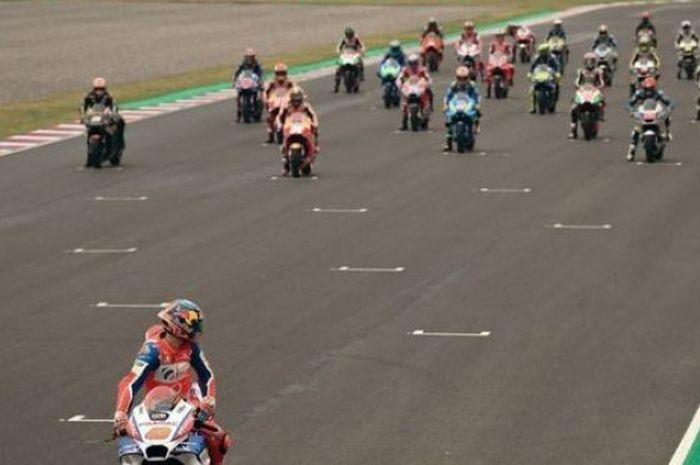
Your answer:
[421,32,444,72]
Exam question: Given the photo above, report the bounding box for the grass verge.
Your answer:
[0,0,617,140]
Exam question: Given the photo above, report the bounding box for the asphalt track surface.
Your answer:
[2,3,700,465]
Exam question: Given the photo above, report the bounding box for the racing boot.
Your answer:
[266,130,274,144]
[443,136,453,152]
[400,113,408,131]
[568,123,578,139]
[626,144,636,161]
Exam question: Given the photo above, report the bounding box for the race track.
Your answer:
[2,3,700,465]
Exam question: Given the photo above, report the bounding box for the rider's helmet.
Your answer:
[638,36,651,52]
[289,87,304,108]
[389,40,401,53]
[345,27,355,39]
[538,43,550,56]
[463,21,475,33]
[408,53,420,69]
[599,24,608,35]
[642,11,651,21]
[495,29,506,40]
[456,66,470,86]
[274,63,288,83]
[92,77,107,95]
[583,52,596,70]
[158,299,204,340]
[682,21,692,32]
[428,17,437,28]
[553,19,563,29]
[642,76,657,93]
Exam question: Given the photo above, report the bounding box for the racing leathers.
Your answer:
[397,65,433,130]
[569,68,606,138]
[277,101,320,159]
[528,53,561,113]
[626,88,673,159]
[263,79,295,142]
[83,90,125,155]
[233,59,264,122]
[335,35,365,91]
[115,325,232,465]
[443,81,481,151]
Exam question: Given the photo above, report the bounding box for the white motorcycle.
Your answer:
[118,386,211,465]
[632,98,670,163]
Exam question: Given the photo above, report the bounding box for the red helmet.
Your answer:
[642,76,657,89]
[157,299,204,340]
[583,52,596,69]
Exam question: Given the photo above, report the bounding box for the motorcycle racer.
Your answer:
[263,63,296,143]
[569,53,606,139]
[83,77,125,159]
[113,299,232,465]
[233,48,264,123]
[277,88,319,159]
[528,44,561,114]
[421,17,444,39]
[443,66,481,152]
[380,40,407,68]
[546,19,567,41]
[397,54,434,112]
[635,11,656,37]
[626,76,673,161]
[335,27,365,92]
[675,21,699,46]
[488,30,515,86]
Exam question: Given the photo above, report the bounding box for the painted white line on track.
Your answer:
[478,188,531,193]
[69,247,138,254]
[312,207,368,213]
[120,109,163,115]
[94,196,148,201]
[669,404,700,465]
[94,302,169,309]
[331,266,405,273]
[57,123,84,130]
[59,415,112,423]
[0,149,12,157]
[635,161,683,166]
[410,330,491,337]
[548,223,612,230]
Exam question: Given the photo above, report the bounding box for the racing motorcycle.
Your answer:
[265,86,291,144]
[547,36,569,72]
[421,32,444,72]
[485,51,513,99]
[632,98,670,163]
[445,91,479,153]
[338,50,362,93]
[282,112,316,177]
[117,386,210,465]
[676,37,698,80]
[573,84,605,140]
[594,43,617,86]
[401,75,430,131]
[378,58,402,109]
[515,27,535,63]
[456,41,483,80]
[531,64,558,114]
[630,56,659,97]
[234,70,263,123]
[82,103,124,168]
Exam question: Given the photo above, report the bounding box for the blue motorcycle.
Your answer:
[378,58,402,109]
[445,92,479,152]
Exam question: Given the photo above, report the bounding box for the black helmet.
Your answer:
[345,27,354,38]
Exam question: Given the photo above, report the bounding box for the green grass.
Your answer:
[0,0,618,139]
